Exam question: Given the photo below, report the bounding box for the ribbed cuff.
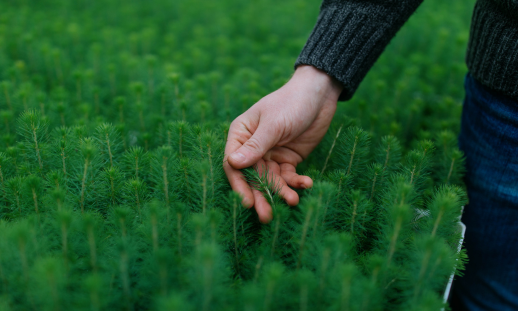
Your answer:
[295,0,422,101]
[466,0,518,100]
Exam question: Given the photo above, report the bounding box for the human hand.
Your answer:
[223,65,343,223]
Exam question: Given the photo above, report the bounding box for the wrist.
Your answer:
[292,65,343,102]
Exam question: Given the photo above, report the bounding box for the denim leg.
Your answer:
[451,74,518,311]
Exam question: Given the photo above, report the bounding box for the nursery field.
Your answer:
[0,0,474,310]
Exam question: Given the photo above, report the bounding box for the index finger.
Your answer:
[224,131,255,208]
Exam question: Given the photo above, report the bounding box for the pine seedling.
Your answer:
[316,233,354,301]
[335,263,357,311]
[81,212,101,273]
[172,202,189,259]
[72,70,83,102]
[17,110,49,174]
[294,269,316,311]
[6,146,19,174]
[361,162,384,201]
[176,157,193,205]
[309,182,338,232]
[377,175,415,268]
[295,196,322,270]
[167,72,180,103]
[150,146,177,208]
[115,96,127,124]
[0,110,13,134]
[45,170,67,191]
[83,274,104,311]
[122,177,149,218]
[319,121,347,178]
[24,175,42,214]
[29,256,65,311]
[165,121,189,157]
[77,138,98,213]
[241,283,263,311]
[117,239,133,311]
[241,165,282,208]
[221,191,254,278]
[400,140,435,191]
[122,146,149,181]
[406,236,455,305]
[342,189,373,241]
[424,185,464,241]
[48,187,67,212]
[0,153,11,197]
[56,209,72,271]
[334,126,371,181]
[0,81,13,110]
[436,130,457,156]
[11,221,32,282]
[374,135,402,181]
[130,82,146,131]
[193,160,212,214]
[5,176,23,215]
[192,242,227,311]
[52,126,74,178]
[324,169,353,203]
[438,147,465,185]
[95,123,122,168]
[261,262,284,311]
[97,166,125,208]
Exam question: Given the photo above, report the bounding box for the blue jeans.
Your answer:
[450,74,518,310]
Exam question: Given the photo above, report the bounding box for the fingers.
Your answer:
[265,161,299,206]
[280,163,313,189]
[223,154,254,208]
[253,188,272,223]
[227,122,279,169]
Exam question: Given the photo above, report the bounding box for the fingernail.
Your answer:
[230,152,246,163]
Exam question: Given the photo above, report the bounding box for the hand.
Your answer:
[223,65,343,223]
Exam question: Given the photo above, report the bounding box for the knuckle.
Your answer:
[243,137,263,154]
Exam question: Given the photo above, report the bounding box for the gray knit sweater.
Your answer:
[295,0,518,101]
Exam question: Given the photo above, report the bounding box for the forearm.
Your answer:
[296,0,423,101]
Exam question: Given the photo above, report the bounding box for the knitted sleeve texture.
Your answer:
[295,0,423,101]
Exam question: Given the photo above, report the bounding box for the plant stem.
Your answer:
[151,213,158,253]
[387,215,402,267]
[87,225,97,273]
[232,197,240,275]
[202,173,207,215]
[31,123,43,172]
[431,209,444,238]
[297,205,314,270]
[350,200,358,235]
[446,158,455,184]
[31,186,39,214]
[177,213,183,258]
[80,158,90,214]
[61,222,68,271]
[162,156,169,206]
[61,147,67,177]
[106,134,113,168]
[270,215,281,259]
[320,125,342,178]
[347,135,359,176]
[120,249,132,311]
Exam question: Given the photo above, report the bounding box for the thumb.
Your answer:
[228,123,278,169]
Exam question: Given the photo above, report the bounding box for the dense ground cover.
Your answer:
[0,0,474,310]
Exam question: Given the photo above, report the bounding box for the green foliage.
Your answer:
[0,0,472,309]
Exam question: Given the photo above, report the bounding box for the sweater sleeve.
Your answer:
[295,0,423,101]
